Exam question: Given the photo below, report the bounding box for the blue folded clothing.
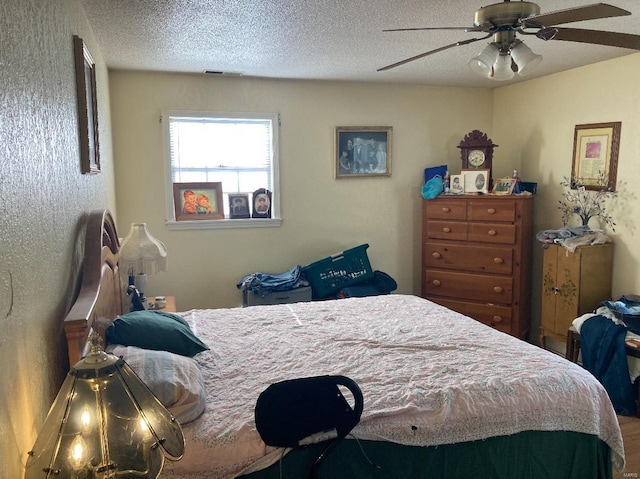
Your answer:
[602,295,640,316]
[237,265,305,297]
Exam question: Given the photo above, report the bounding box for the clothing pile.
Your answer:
[536,225,611,252]
[573,299,640,417]
[237,265,307,297]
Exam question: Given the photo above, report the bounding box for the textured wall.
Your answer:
[0,1,116,477]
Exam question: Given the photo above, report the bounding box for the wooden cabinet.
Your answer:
[421,195,534,339]
[540,243,613,346]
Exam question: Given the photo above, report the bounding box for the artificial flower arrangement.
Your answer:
[558,173,616,231]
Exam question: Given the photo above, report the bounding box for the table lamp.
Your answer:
[25,334,184,479]
[119,223,167,302]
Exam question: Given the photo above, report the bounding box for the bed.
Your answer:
[63,210,625,479]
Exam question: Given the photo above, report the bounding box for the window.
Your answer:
[163,110,281,229]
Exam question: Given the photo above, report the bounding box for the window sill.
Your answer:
[166,218,282,230]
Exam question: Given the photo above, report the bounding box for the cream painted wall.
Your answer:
[494,53,640,344]
[0,1,116,477]
[110,72,494,310]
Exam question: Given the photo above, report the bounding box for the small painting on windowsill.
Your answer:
[173,182,224,221]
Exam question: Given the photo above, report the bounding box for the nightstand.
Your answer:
[149,296,176,313]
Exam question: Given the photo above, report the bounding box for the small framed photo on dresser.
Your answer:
[461,169,489,194]
[492,178,517,195]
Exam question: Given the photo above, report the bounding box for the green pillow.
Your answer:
[106,310,209,357]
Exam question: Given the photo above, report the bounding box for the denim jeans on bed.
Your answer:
[580,314,637,416]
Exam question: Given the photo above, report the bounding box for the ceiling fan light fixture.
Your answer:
[490,53,515,81]
[511,42,543,76]
[468,43,500,77]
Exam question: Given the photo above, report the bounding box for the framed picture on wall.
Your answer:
[335,126,392,178]
[73,35,100,174]
[571,122,621,191]
[173,182,224,221]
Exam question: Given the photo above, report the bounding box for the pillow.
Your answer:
[106,344,206,425]
[106,310,209,357]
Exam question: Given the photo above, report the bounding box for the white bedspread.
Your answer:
[163,294,624,478]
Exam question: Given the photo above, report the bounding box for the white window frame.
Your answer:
[162,110,282,230]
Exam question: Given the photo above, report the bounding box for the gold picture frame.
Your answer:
[492,178,516,195]
[335,126,392,178]
[571,122,621,191]
[173,182,224,221]
[73,35,100,174]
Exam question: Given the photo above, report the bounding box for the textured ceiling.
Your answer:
[80,0,640,88]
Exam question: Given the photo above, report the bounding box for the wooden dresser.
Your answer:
[421,195,535,339]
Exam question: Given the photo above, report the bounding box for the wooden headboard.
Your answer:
[64,209,123,366]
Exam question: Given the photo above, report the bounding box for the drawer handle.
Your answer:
[432,252,442,259]
[493,257,504,264]
[432,280,441,287]
[492,315,503,323]
[487,208,496,214]
[442,227,451,233]
[441,207,450,213]
[493,286,503,293]
[488,229,497,236]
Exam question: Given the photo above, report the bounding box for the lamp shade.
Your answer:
[25,335,184,479]
[511,41,543,76]
[490,53,515,81]
[120,223,167,276]
[468,43,500,77]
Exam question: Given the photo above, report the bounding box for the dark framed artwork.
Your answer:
[173,182,224,221]
[252,188,272,218]
[229,193,251,219]
[335,126,392,178]
[571,122,621,191]
[73,35,100,174]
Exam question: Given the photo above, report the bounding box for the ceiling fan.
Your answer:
[379,2,640,80]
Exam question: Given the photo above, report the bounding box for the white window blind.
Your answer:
[163,110,280,228]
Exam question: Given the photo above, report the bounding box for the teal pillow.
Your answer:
[106,310,209,357]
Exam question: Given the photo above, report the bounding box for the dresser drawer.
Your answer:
[468,200,516,222]
[432,298,513,334]
[425,270,513,304]
[424,201,467,220]
[424,242,513,275]
[468,223,516,244]
[425,220,468,241]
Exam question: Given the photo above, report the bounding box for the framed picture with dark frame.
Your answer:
[73,35,100,174]
[228,193,251,219]
[461,169,490,194]
[173,182,224,221]
[252,188,272,218]
[335,126,392,178]
[571,122,621,191]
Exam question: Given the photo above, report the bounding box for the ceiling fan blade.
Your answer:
[383,26,485,33]
[537,27,640,50]
[378,35,491,72]
[521,3,630,28]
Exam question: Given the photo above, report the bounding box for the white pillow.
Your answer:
[106,344,206,425]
